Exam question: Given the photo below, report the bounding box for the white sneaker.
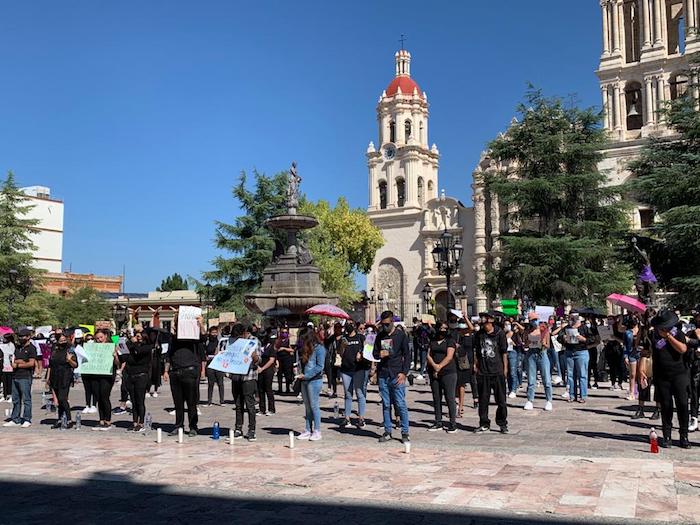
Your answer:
[197,408,201,416]
[89,406,98,414]
[690,417,698,432]
[560,392,569,399]
[297,431,312,440]
[544,401,553,411]
[309,431,322,441]
[508,391,516,399]
[2,421,18,427]
[125,400,132,409]
[81,407,90,414]
[152,392,159,398]
[20,421,31,428]
[168,410,176,416]
[524,401,534,410]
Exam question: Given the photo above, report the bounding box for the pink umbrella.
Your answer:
[305,304,351,320]
[606,294,647,314]
[0,326,13,336]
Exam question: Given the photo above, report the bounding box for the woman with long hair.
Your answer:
[296,328,326,441]
[125,330,153,431]
[427,321,457,433]
[46,333,78,428]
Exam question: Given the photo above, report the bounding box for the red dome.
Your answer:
[386,76,421,97]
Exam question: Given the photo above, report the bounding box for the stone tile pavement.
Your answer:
[1,377,699,524]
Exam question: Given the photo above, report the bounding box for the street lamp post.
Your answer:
[421,282,433,315]
[431,229,463,312]
[368,287,376,324]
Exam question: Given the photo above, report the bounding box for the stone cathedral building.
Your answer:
[368,1,696,319]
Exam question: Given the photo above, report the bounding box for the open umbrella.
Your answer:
[606,294,647,315]
[0,326,13,336]
[305,304,351,320]
[573,307,607,318]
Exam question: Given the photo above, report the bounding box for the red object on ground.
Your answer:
[650,428,659,453]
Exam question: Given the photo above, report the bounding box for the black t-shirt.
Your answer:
[49,346,76,388]
[475,327,507,376]
[428,338,457,376]
[652,329,689,378]
[125,342,153,375]
[14,342,37,380]
[205,337,219,358]
[340,333,365,373]
[167,335,206,370]
[260,342,277,366]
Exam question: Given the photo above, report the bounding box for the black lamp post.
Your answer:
[421,282,433,314]
[431,229,463,312]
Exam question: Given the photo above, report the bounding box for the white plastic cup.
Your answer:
[229,428,234,446]
[156,428,162,444]
[4,409,8,418]
[404,441,411,454]
[177,427,184,444]
[289,431,295,449]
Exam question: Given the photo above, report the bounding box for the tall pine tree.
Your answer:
[483,89,632,305]
[628,58,700,307]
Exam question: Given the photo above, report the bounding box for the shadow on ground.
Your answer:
[0,473,653,525]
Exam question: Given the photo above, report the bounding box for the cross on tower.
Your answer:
[399,34,407,50]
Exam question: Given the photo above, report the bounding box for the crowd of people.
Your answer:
[1,305,698,449]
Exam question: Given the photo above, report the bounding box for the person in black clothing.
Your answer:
[46,334,78,428]
[276,327,295,395]
[338,322,366,428]
[455,320,477,416]
[230,323,260,441]
[257,330,277,415]
[164,315,206,437]
[412,320,434,376]
[147,328,165,398]
[324,323,343,398]
[473,312,509,434]
[603,317,625,391]
[204,326,225,406]
[688,309,700,433]
[427,321,458,433]
[642,310,692,448]
[125,331,153,431]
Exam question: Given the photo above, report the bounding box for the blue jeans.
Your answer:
[378,375,409,435]
[526,350,552,402]
[507,350,522,393]
[301,378,323,432]
[547,346,559,377]
[341,370,367,418]
[566,349,589,400]
[11,377,32,424]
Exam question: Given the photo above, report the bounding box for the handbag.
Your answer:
[457,353,470,371]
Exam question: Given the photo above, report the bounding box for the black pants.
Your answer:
[258,368,276,413]
[588,347,599,386]
[604,346,624,386]
[53,384,71,421]
[325,361,338,395]
[277,356,294,393]
[477,374,508,429]
[149,356,162,392]
[206,365,225,404]
[169,367,199,430]
[120,369,130,403]
[412,342,420,368]
[126,371,149,424]
[95,376,113,422]
[83,375,97,407]
[690,365,699,419]
[430,372,457,425]
[656,373,690,439]
[2,371,12,398]
[231,377,256,432]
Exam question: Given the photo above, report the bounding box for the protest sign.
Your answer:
[597,325,614,341]
[39,343,52,368]
[362,333,380,362]
[208,338,258,375]
[219,312,236,323]
[78,342,115,375]
[535,305,555,321]
[177,306,202,340]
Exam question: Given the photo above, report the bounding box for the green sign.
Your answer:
[79,342,115,375]
[500,299,519,317]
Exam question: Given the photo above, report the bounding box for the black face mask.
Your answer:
[58,342,68,350]
[380,323,392,334]
[438,329,448,338]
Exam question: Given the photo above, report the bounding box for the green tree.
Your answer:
[204,170,288,316]
[51,287,111,327]
[628,61,700,306]
[0,171,42,326]
[483,89,633,305]
[157,272,189,291]
[300,197,384,306]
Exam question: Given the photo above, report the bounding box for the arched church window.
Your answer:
[419,121,424,143]
[666,2,685,55]
[404,120,412,141]
[417,177,424,206]
[379,181,387,210]
[389,121,396,143]
[396,178,406,207]
[670,73,688,100]
[625,82,643,131]
[427,180,434,197]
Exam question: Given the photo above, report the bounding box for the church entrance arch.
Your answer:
[377,258,405,320]
[433,290,456,322]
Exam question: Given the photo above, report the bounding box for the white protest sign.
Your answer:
[177,306,202,340]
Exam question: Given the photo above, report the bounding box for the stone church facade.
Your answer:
[368,1,696,319]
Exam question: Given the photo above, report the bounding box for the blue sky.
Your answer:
[0,1,602,292]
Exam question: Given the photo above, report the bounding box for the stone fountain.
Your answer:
[244,162,338,323]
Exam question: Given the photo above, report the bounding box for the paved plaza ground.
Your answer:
[1,376,699,524]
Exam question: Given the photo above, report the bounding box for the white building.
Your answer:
[366,50,477,321]
[21,186,64,273]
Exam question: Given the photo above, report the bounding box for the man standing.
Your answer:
[373,310,410,444]
[3,328,37,428]
[230,324,260,441]
[474,312,509,434]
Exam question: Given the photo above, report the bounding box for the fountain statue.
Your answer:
[244,162,338,323]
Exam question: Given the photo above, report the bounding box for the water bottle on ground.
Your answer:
[60,413,68,430]
[212,420,220,440]
[75,412,81,430]
[144,412,152,435]
[333,401,339,419]
[649,428,659,454]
